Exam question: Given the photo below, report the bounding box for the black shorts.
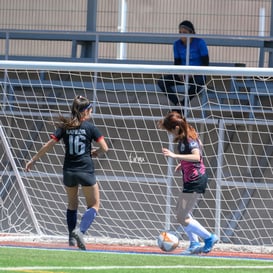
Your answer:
[183,173,208,194]
[63,171,97,187]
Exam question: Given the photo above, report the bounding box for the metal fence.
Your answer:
[0,0,272,35]
[0,0,273,67]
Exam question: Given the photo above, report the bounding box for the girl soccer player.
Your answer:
[25,95,108,250]
[157,111,218,255]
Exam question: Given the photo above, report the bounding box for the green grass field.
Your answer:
[0,247,273,273]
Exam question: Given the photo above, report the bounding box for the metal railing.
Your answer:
[1,30,273,66]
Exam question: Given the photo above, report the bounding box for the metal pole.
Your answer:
[259,7,265,37]
[83,0,98,59]
[259,7,265,67]
[183,36,190,117]
[268,0,273,66]
[215,119,224,240]
[117,0,127,59]
[0,124,42,235]
[165,134,174,231]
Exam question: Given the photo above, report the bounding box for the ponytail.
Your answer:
[57,96,92,129]
[158,111,198,142]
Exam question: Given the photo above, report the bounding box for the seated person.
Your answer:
[158,20,209,108]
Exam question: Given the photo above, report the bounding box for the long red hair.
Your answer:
[157,111,198,142]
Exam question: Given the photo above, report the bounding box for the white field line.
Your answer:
[0,265,273,271]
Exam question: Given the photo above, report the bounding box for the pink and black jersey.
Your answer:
[178,138,206,183]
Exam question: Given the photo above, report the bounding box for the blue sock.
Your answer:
[66,209,77,235]
[80,207,97,234]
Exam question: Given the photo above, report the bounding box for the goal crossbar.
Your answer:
[1,60,273,76]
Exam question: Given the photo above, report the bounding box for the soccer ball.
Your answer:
[157,231,179,252]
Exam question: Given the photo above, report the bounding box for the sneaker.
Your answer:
[202,234,219,253]
[68,235,76,247]
[181,241,201,255]
[71,228,86,250]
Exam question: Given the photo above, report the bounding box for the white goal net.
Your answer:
[0,61,273,252]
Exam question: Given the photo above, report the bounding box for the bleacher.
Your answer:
[1,30,273,120]
[0,29,271,65]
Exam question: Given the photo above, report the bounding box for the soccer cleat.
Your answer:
[202,234,219,253]
[68,235,76,246]
[71,228,86,250]
[181,241,201,255]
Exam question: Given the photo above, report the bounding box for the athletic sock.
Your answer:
[66,209,77,235]
[184,225,199,242]
[186,219,211,240]
[182,213,199,242]
[80,207,97,234]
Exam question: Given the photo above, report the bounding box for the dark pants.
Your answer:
[158,74,206,106]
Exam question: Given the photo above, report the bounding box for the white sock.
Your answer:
[186,219,211,240]
[184,225,199,242]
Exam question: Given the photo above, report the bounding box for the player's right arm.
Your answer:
[25,138,57,171]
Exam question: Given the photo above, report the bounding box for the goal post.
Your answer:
[0,123,42,235]
[1,60,273,252]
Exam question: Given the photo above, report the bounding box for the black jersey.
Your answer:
[51,121,103,173]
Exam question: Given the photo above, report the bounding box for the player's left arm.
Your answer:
[91,136,109,157]
[162,147,200,162]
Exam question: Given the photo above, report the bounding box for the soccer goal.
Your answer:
[1,61,273,252]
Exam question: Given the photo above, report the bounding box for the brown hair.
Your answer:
[57,95,92,129]
[157,111,198,142]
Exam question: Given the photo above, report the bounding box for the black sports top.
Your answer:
[51,121,104,173]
